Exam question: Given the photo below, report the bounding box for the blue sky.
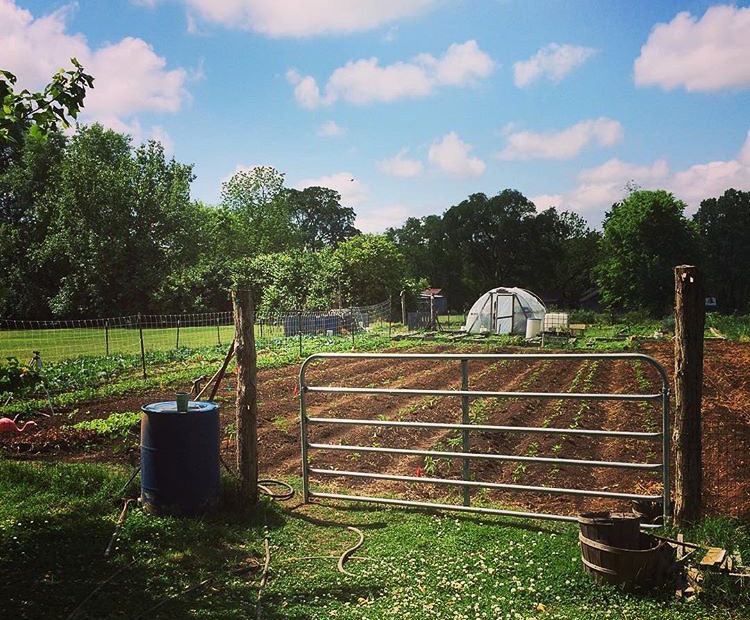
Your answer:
[4,0,750,230]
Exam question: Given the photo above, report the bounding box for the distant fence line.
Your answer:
[0,299,392,363]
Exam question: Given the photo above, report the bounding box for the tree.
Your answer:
[693,188,750,311]
[1,59,93,167]
[329,235,406,306]
[285,186,359,251]
[442,189,537,305]
[527,208,601,305]
[594,190,701,315]
[220,166,293,254]
[0,129,67,318]
[387,214,448,285]
[40,124,195,317]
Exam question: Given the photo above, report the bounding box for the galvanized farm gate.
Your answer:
[299,353,671,525]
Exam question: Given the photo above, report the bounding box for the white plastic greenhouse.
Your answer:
[463,287,546,335]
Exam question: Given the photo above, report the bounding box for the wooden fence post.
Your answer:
[400,290,407,326]
[673,265,704,525]
[233,288,258,504]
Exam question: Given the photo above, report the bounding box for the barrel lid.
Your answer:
[141,401,219,414]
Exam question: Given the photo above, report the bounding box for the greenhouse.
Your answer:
[463,287,546,335]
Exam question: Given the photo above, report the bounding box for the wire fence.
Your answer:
[0,299,392,364]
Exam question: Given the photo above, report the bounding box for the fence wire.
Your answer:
[0,299,392,364]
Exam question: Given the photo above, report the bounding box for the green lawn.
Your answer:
[1,460,747,620]
[0,324,239,363]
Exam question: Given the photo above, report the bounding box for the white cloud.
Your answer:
[326,58,434,105]
[549,158,670,221]
[295,172,366,206]
[634,5,750,92]
[578,158,669,184]
[377,148,423,178]
[150,125,174,154]
[669,130,750,206]
[530,194,562,211]
[416,40,496,87]
[513,43,596,88]
[546,130,750,224]
[0,1,189,134]
[355,204,411,233]
[150,0,437,37]
[285,68,333,108]
[495,118,623,161]
[428,131,485,177]
[288,40,494,107]
[317,120,345,137]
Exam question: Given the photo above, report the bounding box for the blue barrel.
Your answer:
[140,400,220,516]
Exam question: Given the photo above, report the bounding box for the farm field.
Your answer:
[3,340,748,521]
[2,338,750,619]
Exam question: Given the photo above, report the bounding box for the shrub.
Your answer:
[0,357,41,395]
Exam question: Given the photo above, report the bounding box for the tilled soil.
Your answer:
[2,341,748,519]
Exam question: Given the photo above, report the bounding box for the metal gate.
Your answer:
[299,352,670,525]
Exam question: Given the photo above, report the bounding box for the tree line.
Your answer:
[2,62,749,320]
[388,186,750,316]
[1,124,413,319]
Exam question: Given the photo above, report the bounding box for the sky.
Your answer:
[3,0,750,232]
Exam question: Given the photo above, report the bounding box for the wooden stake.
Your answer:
[233,288,258,504]
[195,339,235,401]
[400,290,407,326]
[673,265,704,525]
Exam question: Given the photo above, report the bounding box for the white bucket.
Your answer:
[525,318,542,339]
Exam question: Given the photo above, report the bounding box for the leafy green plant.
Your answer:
[0,357,41,395]
[67,411,141,438]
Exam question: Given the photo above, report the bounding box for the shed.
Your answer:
[418,287,448,315]
[463,287,546,335]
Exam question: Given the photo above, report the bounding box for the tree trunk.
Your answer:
[673,265,704,525]
[400,290,407,325]
[233,288,258,504]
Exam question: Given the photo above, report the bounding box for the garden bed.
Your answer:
[3,341,749,520]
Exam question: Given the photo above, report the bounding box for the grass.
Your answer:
[1,460,748,620]
[1,330,407,417]
[0,324,239,363]
[1,318,396,364]
[705,312,750,342]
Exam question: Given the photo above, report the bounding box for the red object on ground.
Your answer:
[415,466,424,477]
[0,418,37,433]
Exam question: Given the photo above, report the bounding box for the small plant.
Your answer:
[67,411,141,438]
[511,462,527,482]
[422,455,444,477]
[469,398,491,424]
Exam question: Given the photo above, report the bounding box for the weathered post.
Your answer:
[430,294,436,331]
[673,265,704,525]
[233,288,258,504]
[400,290,407,326]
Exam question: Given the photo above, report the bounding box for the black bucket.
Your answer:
[141,400,220,516]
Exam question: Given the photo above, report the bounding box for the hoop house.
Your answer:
[463,287,546,335]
